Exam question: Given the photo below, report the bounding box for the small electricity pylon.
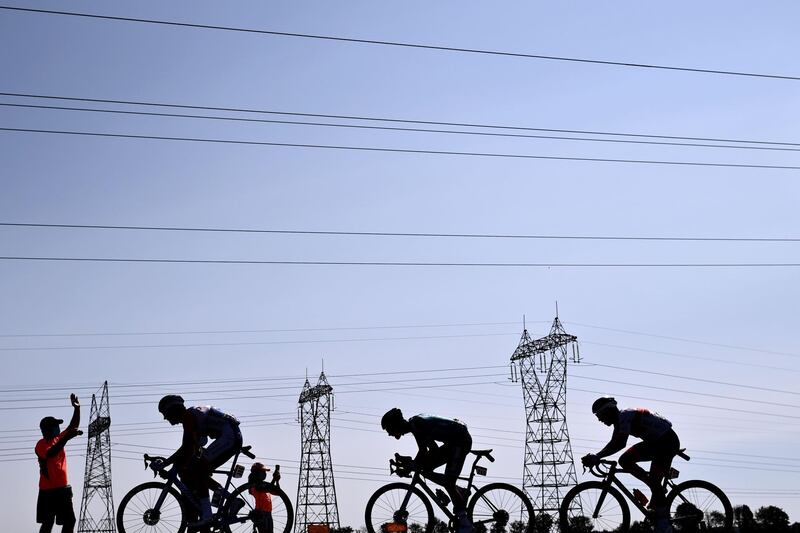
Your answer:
[77,381,115,533]
[295,371,340,533]
[510,315,581,521]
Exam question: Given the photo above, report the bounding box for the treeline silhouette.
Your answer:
[330,503,799,533]
[629,504,796,532]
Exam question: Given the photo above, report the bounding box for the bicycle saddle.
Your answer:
[471,449,495,462]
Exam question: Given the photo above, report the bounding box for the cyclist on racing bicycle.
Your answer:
[582,397,680,513]
[381,408,473,533]
[154,395,243,529]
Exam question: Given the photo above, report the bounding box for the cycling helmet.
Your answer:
[591,396,617,415]
[158,394,185,414]
[381,408,404,430]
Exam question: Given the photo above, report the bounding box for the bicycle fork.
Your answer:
[588,465,619,521]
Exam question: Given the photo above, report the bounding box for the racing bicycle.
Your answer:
[116,444,294,533]
[559,448,733,532]
[365,449,535,533]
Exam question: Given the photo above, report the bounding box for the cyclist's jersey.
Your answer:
[408,414,470,448]
[35,430,70,490]
[615,408,672,441]
[185,406,240,440]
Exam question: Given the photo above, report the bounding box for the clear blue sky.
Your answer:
[2,1,800,530]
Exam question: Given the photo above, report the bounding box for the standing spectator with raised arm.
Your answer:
[35,393,82,533]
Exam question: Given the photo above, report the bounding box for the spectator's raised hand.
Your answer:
[70,394,80,408]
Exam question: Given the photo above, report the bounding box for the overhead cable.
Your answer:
[1,7,798,81]
[3,222,799,243]
[3,127,800,170]
[3,91,799,148]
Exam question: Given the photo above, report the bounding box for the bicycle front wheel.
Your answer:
[365,482,435,533]
[468,483,534,533]
[116,481,188,533]
[221,482,294,533]
[559,481,630,533]
[667,479,733,532]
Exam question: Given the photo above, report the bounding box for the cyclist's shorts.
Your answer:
[203,423,243,465]
[625,429,680,469]
[36,485,75,525]
[442,434,473,480]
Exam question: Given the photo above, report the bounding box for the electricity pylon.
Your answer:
[510,315,581,520]
[77,381,115,533]
[295,372,340,533]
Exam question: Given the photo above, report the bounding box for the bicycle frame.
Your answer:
[143,447,251,524]
[393,452,492,524]
[587,460,680,519]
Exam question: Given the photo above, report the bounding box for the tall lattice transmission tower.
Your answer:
[295,371,340,533]
[77,381,115,533]
[510,315,581,521]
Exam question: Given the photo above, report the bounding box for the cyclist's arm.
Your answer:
[163,417,199,467]
[596,431,628,459]
[411,430,435,467]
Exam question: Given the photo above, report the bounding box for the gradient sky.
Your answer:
[2,1,800,530]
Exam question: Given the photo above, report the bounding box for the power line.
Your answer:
[4,221,800,243]
[4,91,800,148]
[5,101,800,154]
[587,362,800,396]
[0,371,509,403]
[569,321,800,358]
[571,374,800,409]
[0,364,509,393]
[0,318,519,339]
[4,127,800,170]
[581,341,800,372]
[1,6,799,81]
[3,255,800,268]
[0,331,518,351]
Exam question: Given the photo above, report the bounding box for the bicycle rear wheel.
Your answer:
[559,481,630,533]
[365,482,435,533]
[468,483,534,533]
[221,482,294,533]
[116,481,188,533]
[667,479,733,532]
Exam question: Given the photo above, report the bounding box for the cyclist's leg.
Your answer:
[445,437,473,533]
[202,425,243,491]
[444,438,471,511]
[619,442,663,499]
[649,431,680,503]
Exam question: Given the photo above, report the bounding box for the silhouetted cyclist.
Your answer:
[154,395,243,530]
[381,408,473,533]
[582,397,680,517]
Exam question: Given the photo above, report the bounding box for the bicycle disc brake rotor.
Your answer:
[393,510,409,523]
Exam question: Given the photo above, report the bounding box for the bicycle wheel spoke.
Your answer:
[367,485,433,533]
[561,484,627,533]
[469,484,534,533]
[670,482,732,532]
[117,484,186,533]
